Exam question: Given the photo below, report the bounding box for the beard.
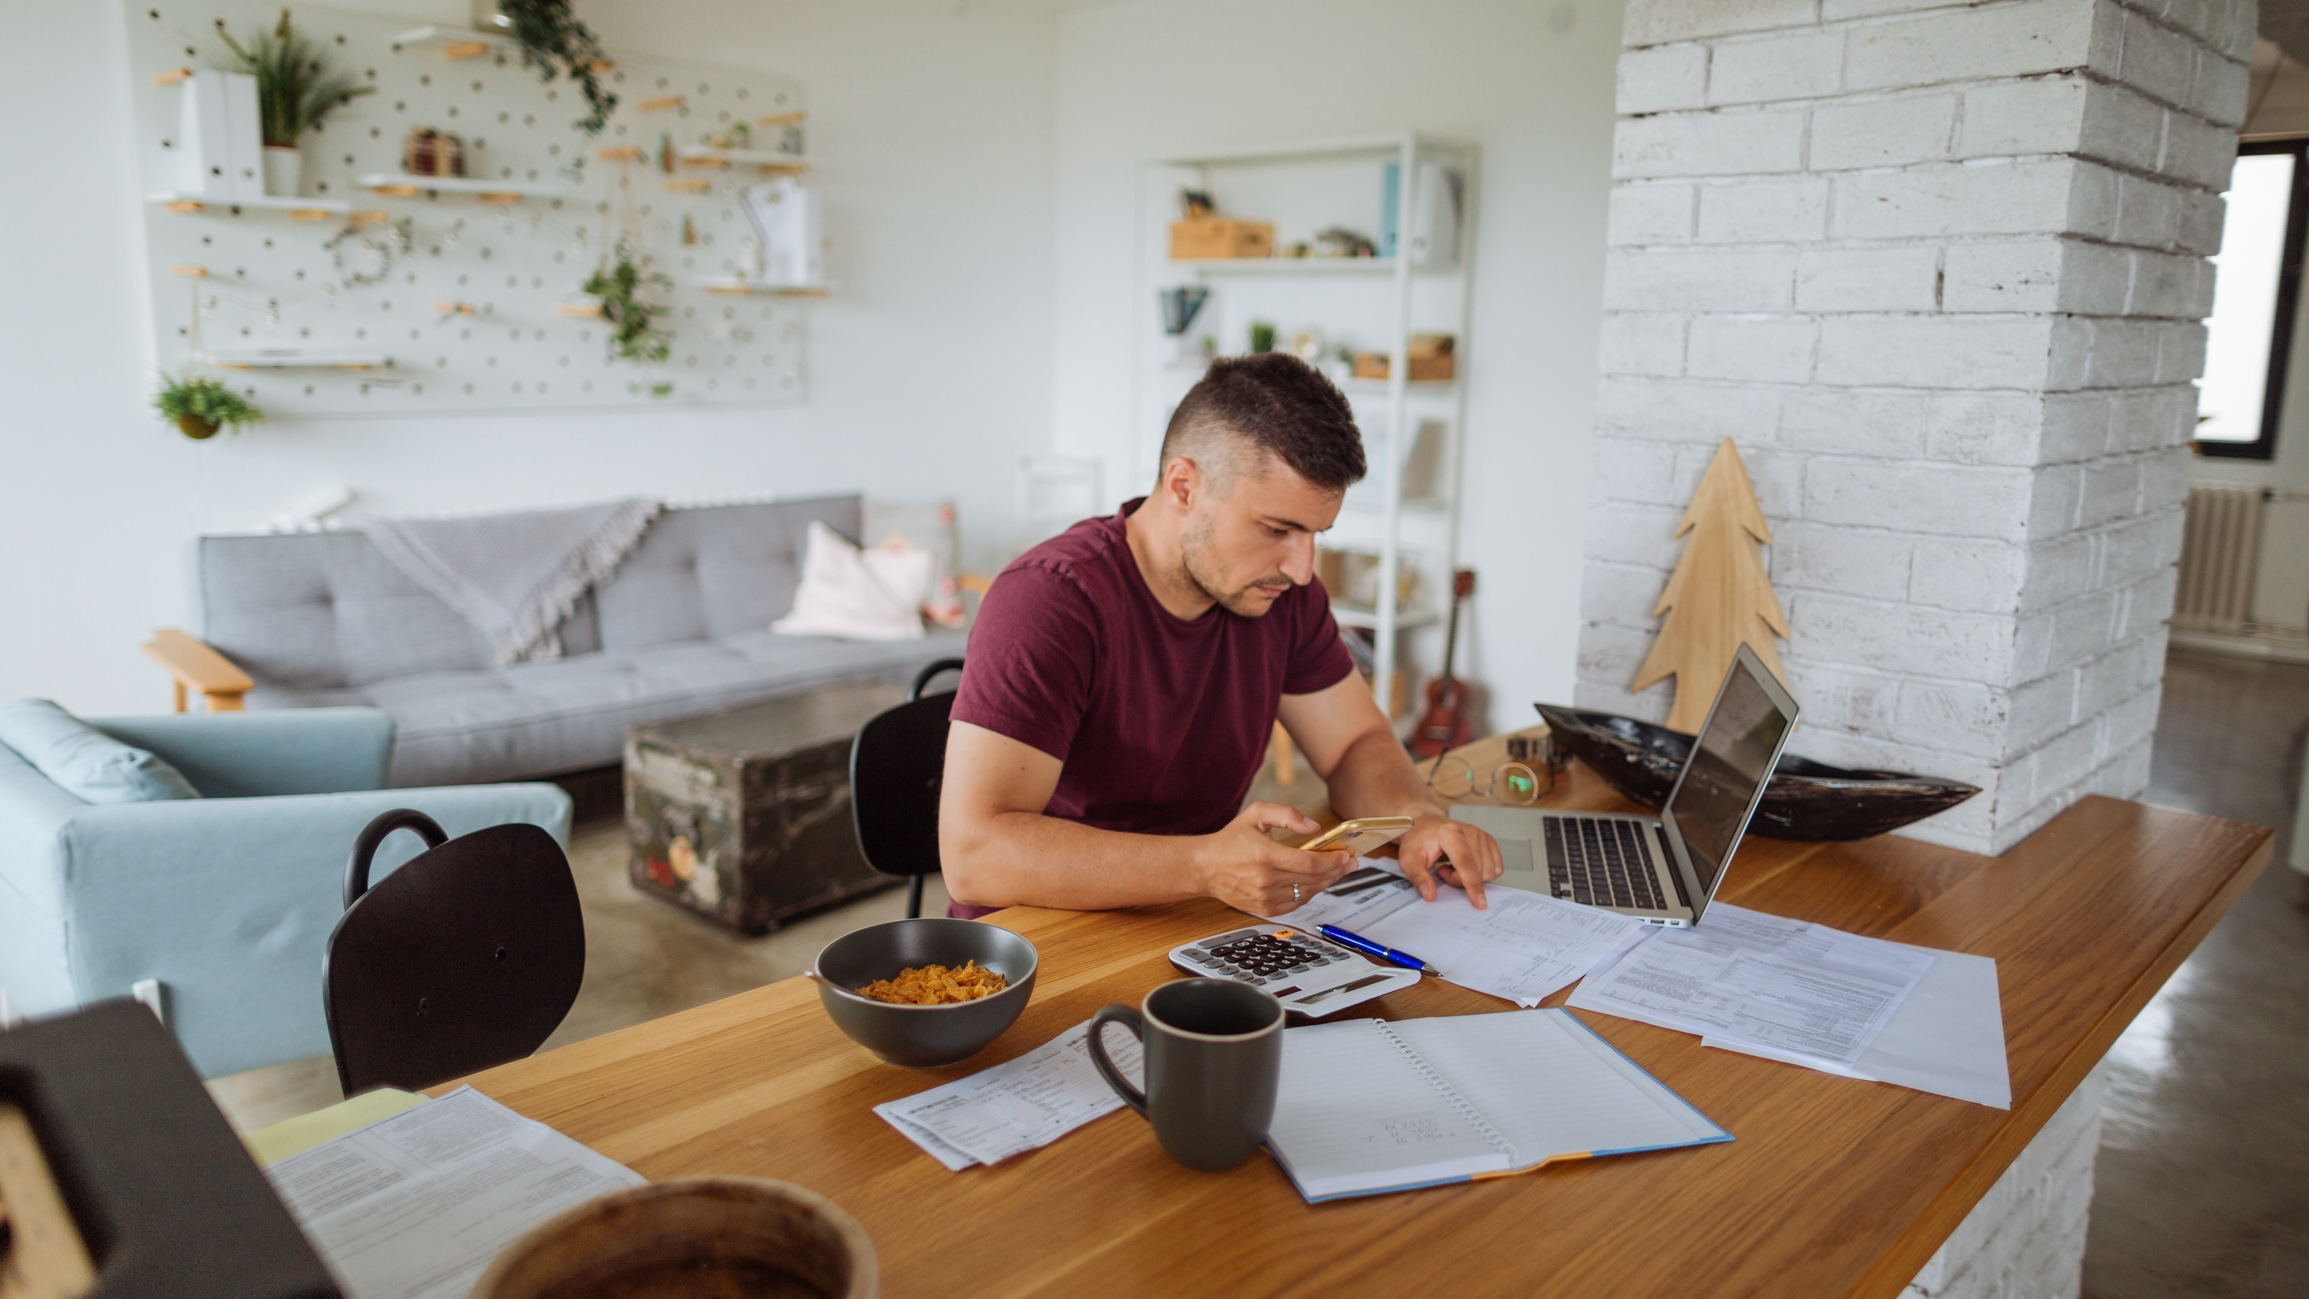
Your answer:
[1181,516,1293,617]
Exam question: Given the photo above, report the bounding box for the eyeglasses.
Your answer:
[1425,732,1572,806]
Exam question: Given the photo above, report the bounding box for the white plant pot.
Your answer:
[263,145,302,198]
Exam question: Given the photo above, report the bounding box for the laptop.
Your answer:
[1450,645,1799,928]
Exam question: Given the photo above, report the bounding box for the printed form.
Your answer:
[876,1019,1145,1169]
[1268,862,1647,1006]
[1567,903,1935,1064]
[265,1086,645,1299]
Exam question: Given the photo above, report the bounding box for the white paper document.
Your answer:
[265,1086,645,1299]
[875,1018,1146,1169]
[1567,903,1935,1064]
[1262,858,1425,932]
[1266,862,1646,1006]
[1702,945,2011,1107]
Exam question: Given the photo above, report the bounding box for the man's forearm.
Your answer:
[1325,727,1447,822]
[942,811,1212,910]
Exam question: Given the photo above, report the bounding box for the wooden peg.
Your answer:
[154,67,194,84]
[475,192,522,204]
[637,95,686,112]
[435,300,477,315]
[557,301,604,317]
[442,40,491,59]
[348,210,393,224]
[164,199,204,213]
[597,146,645,161]
[171,264,210,277]
[289,208,337,221]
[663,177,711,193]
[756,110,808,127]
[373,184,421,197]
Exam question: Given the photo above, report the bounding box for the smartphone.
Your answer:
[1298,816,1415,856]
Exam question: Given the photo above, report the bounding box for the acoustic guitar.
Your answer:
[1410,569,1476,759]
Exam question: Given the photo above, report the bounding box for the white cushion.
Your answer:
[771,521,935,641]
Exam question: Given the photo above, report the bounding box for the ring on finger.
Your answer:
[1292,883,1302,903]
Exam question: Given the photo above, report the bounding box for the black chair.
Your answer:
[323,810,585,1095]
[851,657,965,919]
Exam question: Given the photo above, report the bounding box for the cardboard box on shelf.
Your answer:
[1170,219,1275,260]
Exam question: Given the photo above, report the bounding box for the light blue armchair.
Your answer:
[0,708,571,1079]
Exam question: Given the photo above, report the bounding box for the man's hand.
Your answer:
[1195,802,1358,917]
[1396,814,1505,909]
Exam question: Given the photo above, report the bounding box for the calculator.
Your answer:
[1166,925,1420,1018]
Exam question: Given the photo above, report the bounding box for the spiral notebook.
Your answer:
[1266,1009,1731,1202]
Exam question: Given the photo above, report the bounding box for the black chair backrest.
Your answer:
[324,811,585,1095]
[851,657,963,918]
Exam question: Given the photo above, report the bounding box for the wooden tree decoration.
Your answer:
[1632,438,1791,732]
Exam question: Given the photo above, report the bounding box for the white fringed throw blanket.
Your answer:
[360,497,661,665]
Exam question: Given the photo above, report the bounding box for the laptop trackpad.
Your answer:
[1450,806,1545,893]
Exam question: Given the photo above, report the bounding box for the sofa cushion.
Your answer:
[0,699,202,804]
[771,520,935,641]
[251,628,969,787]
[596,497,860,651]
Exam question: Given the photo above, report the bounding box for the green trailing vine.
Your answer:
[216,9,373,147]
[498,0,618,136]
[583,244,672,365]
[155,375,263,440]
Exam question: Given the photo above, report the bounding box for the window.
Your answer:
[2197,138,2309,461]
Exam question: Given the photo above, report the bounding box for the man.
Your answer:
[939,353,1503,918]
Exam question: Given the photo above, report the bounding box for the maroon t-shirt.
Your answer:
[946,499,1355,914]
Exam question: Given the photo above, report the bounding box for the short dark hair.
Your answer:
[1159,353,1367,493]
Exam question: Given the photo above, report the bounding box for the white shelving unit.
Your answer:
[1142,132,1477,721]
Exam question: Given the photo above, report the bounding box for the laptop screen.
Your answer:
[1664,655,1794,900]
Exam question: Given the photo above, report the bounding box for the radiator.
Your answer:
[2175,483,2266,631]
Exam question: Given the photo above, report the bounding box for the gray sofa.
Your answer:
[186,495,968,787]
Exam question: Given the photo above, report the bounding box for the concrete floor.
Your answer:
[2080,649,2309,1299]
[206,649,2309,1298]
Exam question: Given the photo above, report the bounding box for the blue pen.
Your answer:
[1318,924,1440,976]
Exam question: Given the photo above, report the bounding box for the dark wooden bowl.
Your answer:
[1533,704,1980,842]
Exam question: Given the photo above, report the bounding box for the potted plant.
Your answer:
[583,243,672,365]
[155,375,263,440]
[218,9,373,197]
[482,0,619,136]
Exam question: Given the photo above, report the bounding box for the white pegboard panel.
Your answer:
[126,1,813,416]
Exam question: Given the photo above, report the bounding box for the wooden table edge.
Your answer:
[1851,820,2275,1298]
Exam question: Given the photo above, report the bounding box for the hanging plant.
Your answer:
[216,9,373,147]
[155,375,263,441]
[494,0,619,136]
[583,243,672,364]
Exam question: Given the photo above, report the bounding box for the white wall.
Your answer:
[1050,0,1625,731]
[0,0,1059,715]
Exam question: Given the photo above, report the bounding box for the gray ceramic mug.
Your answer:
[1087,978,1284,1171]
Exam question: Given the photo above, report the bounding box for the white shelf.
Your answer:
[1171,257,1395,274]
[197,349,389,369]
[1340,377,1456,394]
[1162,132,1476,167]
[676,146,811,170]
[355,173,566,199]
[692,277,830,296]
[391,25,512,56]
[1333,605,1441,632]
[149,192,350,216]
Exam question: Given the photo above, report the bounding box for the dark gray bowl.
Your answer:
[1534,703,1981,842]
[812,919,1038,1068]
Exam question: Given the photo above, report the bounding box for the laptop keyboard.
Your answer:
[1543,817,1667,911]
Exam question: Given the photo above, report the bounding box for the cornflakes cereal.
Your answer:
[856,959,1009,1005]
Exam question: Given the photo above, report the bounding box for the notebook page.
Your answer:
[1267,1018,1510,1200]
[1391,1010,1729,1168]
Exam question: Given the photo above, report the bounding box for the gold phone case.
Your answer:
[1300,816,1415,855]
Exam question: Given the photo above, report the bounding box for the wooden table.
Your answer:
[447,729,2272,1298]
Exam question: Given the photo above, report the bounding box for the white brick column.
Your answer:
[1582,0,2252,854]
